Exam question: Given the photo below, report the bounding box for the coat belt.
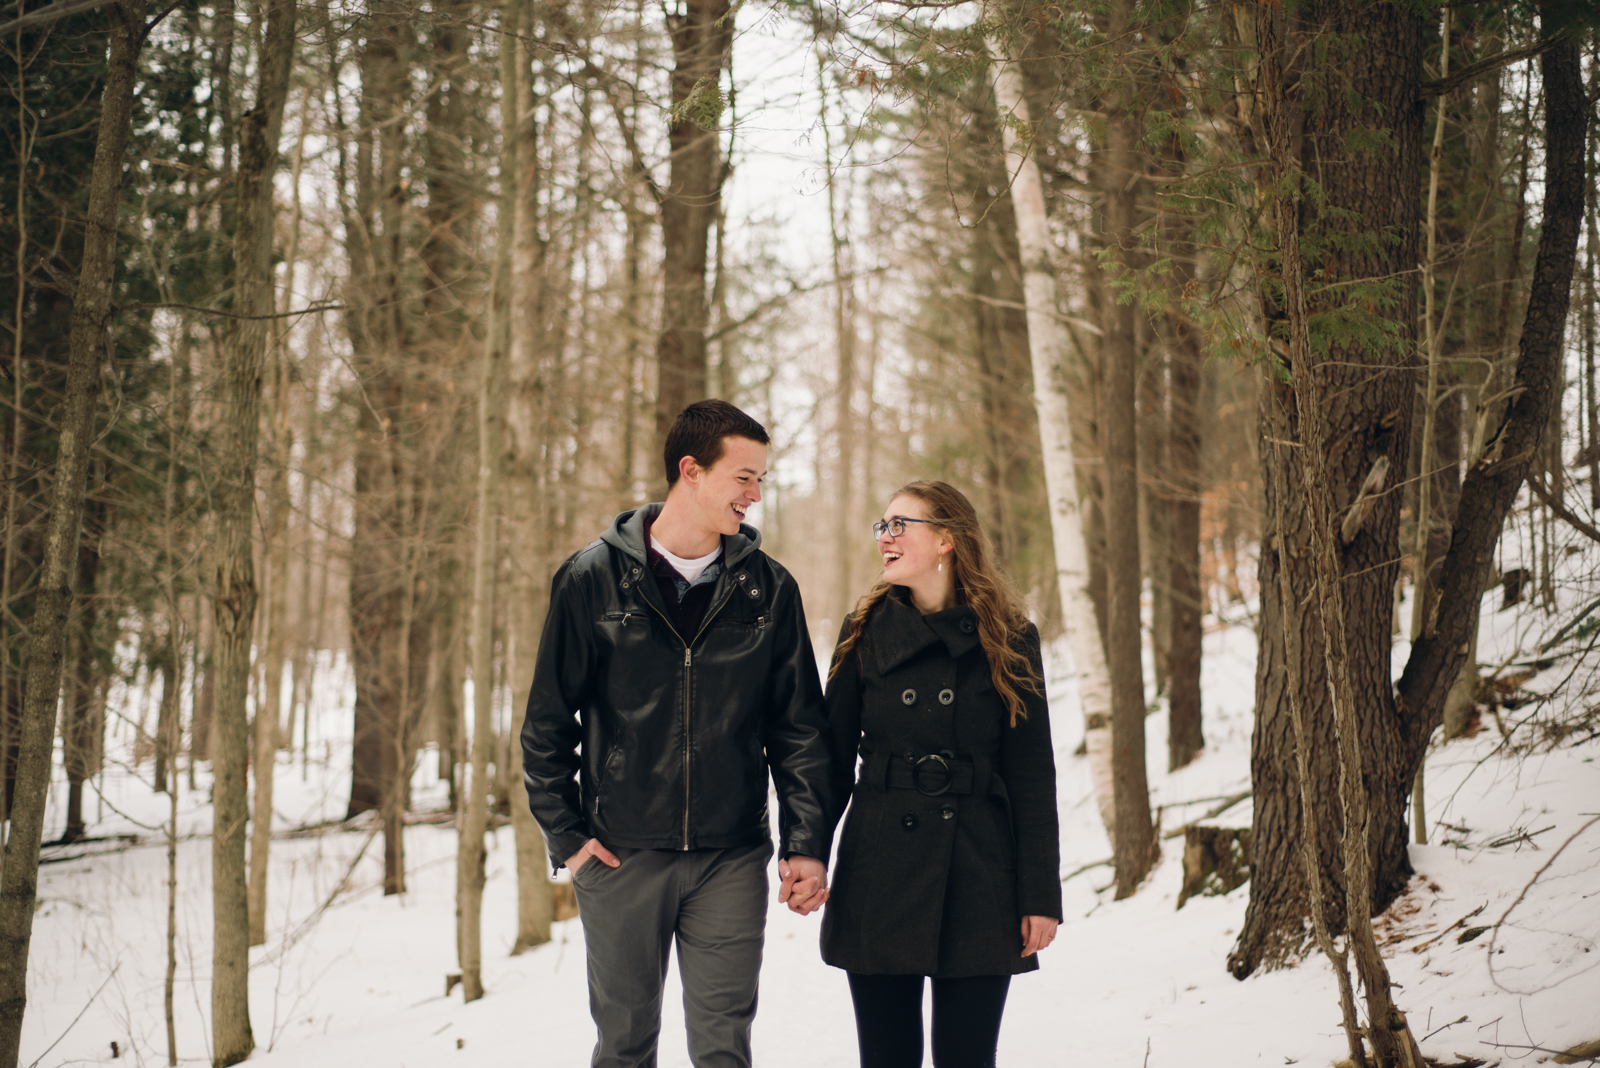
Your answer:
[864,747,992,798]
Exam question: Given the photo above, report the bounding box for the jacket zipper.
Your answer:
[632,564,741,850]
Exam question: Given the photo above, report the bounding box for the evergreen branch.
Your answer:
[1419,37,1560,98]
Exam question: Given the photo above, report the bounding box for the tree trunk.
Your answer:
[987,32,1118,840]
[1255,7,1424,1060]
[344,7,412,901]
[1162,159,1205,770]
[502,0,557,950]
[0,2,145,1061]
[1230,0,1423,981]
[652,0,732,466]
[211,0,296,1060]
[1394,26,1586,807]
[821,58,858,628]
[250,350,293,946]
[1095,28,1157,895]
[459,6,515,1000]
[62,515,104,843]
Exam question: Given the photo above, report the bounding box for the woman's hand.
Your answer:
[1020,915,1058,957]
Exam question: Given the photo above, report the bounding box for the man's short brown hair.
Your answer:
[663,400,770,486]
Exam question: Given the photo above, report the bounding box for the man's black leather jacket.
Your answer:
[521,505,835,869]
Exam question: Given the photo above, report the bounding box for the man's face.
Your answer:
[686,436,767,536]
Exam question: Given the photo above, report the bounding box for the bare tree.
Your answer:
[458,1,517,1002]
[211,0,298,1059]
[652,0,732,465]
[0,1,147,1061]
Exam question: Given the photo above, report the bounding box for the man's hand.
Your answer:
[566,838,621,875]
[778,855,828,915]
[1020,915,1058,956]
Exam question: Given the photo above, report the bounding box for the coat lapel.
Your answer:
[866,591,981,674]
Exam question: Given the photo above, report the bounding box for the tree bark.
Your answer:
[0,2,145,1061]
[62,511,104,843]
[1152,107,1205,773]
[1166,317,1204,771]
[250,351,293,946]
[652,0,732,468]
[988,32,1118,840]
[1254,8,1424,1061]
[211,0,296,1059]
[1095,26,1157,895]
[1231,0,1423,980]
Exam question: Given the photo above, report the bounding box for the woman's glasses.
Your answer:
[872,517,939,539]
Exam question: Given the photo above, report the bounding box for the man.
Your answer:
[522,399,834,1068]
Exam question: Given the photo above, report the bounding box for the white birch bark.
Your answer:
[987,36,1116,839]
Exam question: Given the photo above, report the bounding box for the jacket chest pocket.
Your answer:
[705,614,768,650]
[598,610,652,644]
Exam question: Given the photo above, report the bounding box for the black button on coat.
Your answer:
[820,590,1062,977]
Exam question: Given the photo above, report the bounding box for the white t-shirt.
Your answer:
[649,535,722,585]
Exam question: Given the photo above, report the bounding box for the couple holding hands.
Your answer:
[523,401,1061,1068]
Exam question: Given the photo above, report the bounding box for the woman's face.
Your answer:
[877,494,952,585]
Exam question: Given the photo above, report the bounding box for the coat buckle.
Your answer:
[912,752,954,796]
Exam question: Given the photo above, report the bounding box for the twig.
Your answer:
[1162,791,1252,839]
[1410,903,1486,954]
[116,300,346,321]
[254,823,382,968]
[1484,824,1555,849]
[1525,473,1600,544]
[1486,814,1600,992]
[1418,36,1564,98]
[1420,1015,1468,1043]
[25,965,119,1068]
[1060,857,1112,883]
[0,0,109,34]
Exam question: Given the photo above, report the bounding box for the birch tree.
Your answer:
[987,28,1117,840]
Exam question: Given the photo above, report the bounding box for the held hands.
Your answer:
[566,838,621,875]
[777,855,829,915]
[1020,915,1058,957]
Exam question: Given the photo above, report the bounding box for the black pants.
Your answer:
[846,972,1011,1068]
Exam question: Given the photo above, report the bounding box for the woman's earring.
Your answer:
[938,558,944,573]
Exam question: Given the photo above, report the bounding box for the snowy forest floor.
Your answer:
[19,582,1600,1067]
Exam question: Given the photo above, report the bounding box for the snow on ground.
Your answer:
[18,583,1600,1067]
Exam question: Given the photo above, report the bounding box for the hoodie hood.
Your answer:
[600,503,762,570]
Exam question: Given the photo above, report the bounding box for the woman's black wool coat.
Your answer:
[820,589,1062,977]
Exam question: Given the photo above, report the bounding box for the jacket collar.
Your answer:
[601,503,761,571]
[866,587,981,674]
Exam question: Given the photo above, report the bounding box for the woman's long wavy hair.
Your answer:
[829,480,1041,726]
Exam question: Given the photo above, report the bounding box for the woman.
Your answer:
[821,480,1061,1068]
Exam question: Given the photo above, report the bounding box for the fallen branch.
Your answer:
[1410,903,1486,954]
[1162,790,1252,839]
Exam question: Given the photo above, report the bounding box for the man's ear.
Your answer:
[677,454,701,487]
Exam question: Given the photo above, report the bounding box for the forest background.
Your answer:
[1,0,1598,1065]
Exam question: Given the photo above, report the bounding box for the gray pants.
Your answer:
[571,842,772,1068]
